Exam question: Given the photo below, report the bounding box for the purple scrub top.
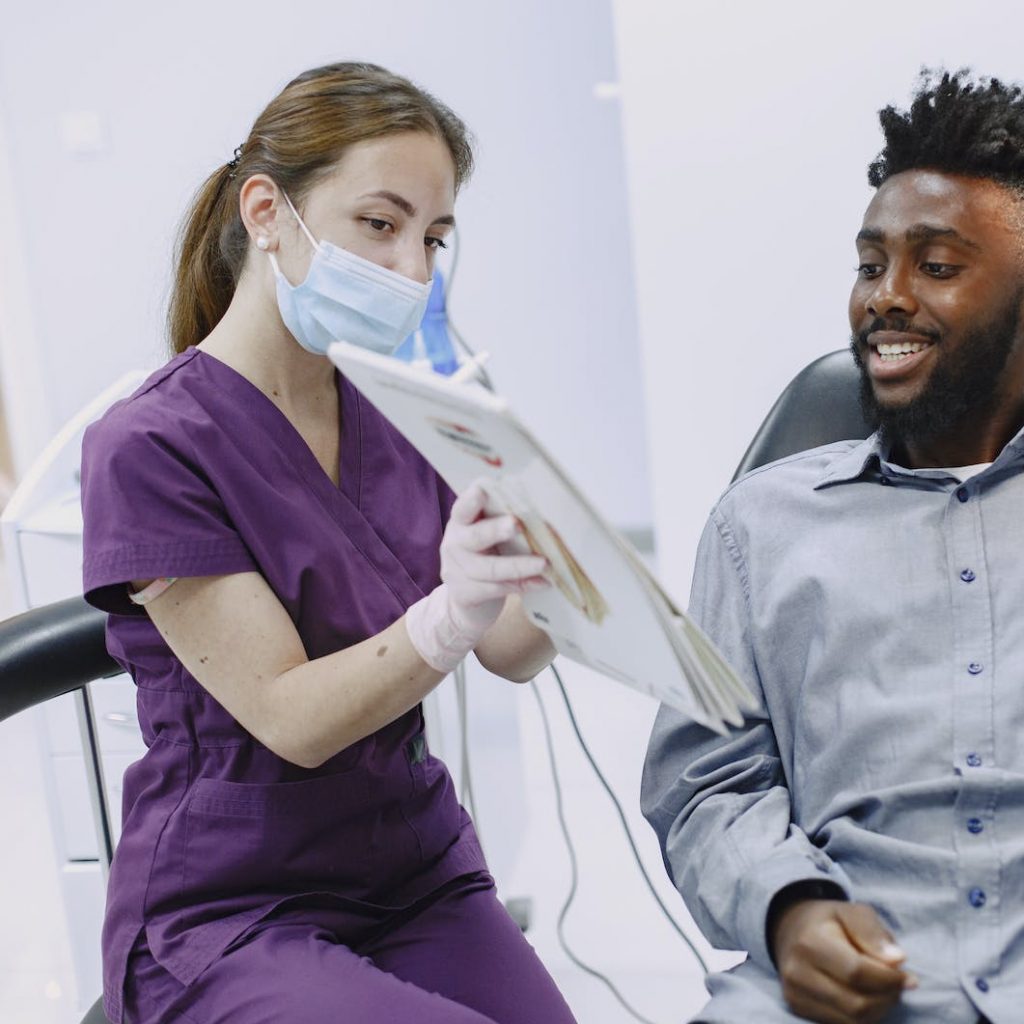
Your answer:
[80,348,485,1023]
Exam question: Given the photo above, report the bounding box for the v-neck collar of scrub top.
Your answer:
[192,346,359,504]
[189,346,427,611]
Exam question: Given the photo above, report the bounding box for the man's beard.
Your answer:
[850,290,1024,454]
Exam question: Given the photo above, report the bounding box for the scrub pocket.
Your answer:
[182,771,375,898]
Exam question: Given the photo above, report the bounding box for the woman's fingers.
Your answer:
[443,485,552,601]
[449,513,520,553]
[449,480,490,526]
[450,549,548,585]
[456,576,550,607]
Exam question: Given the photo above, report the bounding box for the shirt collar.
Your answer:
[1006,421,1024,458]
[813,434,885,489]
[814,422,1024,490]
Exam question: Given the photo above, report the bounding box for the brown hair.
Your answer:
[168,62,474,355]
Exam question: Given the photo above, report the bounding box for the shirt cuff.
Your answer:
[766,879,848,966]
[735,851,851,971]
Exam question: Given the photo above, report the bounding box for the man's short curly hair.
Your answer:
[869,68,1024,194]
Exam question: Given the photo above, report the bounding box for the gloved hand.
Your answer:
[404,480,549,674]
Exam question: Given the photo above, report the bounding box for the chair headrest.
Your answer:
[732,349,873,482]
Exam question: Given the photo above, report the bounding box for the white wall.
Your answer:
[0,0,651,530]
[0,102,50,480]
[613,0,1024,601]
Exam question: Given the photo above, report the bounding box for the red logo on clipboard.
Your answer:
[429,419,504,467]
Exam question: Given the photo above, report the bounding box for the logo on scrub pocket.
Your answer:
[429,418,503,467]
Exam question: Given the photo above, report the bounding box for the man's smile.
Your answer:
[865,330,936,381]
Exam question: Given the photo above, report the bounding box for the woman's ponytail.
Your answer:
[167,163,245,355]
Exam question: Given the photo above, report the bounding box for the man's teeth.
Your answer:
[876,340,929,362]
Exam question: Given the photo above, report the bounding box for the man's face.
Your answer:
[848,170,1024,451]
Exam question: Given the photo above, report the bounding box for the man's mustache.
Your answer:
[856,318,942,347]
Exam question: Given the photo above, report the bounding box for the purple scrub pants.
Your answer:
[122,872,577,1023]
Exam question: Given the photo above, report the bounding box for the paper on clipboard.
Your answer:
[328,340,757,733]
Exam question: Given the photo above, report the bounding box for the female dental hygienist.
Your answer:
[79,62,576,1024]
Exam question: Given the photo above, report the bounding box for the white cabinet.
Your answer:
[1,371,147,1013]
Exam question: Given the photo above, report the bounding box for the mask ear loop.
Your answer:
[266,191,319,278]
[280,191,320,250]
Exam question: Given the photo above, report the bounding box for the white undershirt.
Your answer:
[939,463,992,481]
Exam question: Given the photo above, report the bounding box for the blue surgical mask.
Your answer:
[267,192,432,356]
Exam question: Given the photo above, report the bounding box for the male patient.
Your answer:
[642,70,1024,1024]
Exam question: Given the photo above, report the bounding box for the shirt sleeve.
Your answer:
[80,410,258,616]
[640,506,850,970]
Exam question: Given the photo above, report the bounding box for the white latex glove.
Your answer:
[405,480,549,673]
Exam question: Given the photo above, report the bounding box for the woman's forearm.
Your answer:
[264,615,445,768]
[146,574,551,770]
[474,596,556,683]
[144,573,445,770]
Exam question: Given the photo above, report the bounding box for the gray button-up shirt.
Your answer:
[642,428,1024,1023]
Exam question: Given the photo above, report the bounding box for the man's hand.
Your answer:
[770,900,918,1024]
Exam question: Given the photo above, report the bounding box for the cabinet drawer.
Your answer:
[53,751,140,859]
[42,675,144,756]
[91,676,145,756]
[61,861,104,1011]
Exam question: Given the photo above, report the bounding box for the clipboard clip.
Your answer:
[449,351,492,384]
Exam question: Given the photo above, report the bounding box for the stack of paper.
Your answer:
[329,341,756,734]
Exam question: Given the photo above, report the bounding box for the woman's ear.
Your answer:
[239,174,282,253]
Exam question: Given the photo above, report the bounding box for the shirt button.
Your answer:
[967,818,984,834]
[968,662,984,675]
[969,887,987,908]
[976,977,990,993]
[967,753,983,767]
[956,486,969,502]
[960,568,976,582]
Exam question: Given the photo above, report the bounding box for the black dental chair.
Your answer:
[0,348,870,1024]
[0,595,118,1024]
[731,348,871,482]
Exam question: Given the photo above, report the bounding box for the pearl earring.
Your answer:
[256,236,269,251]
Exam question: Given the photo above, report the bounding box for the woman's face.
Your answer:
[274,131,457,287]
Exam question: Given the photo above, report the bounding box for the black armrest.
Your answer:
[0,596,119,723]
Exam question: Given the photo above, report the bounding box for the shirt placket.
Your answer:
[946,478,1001,1007]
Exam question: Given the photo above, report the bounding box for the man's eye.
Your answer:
[857,263,883,278]
[922,262,958,277]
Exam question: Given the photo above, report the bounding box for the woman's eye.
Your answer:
[363,217,392,233]
[425,236,449,252]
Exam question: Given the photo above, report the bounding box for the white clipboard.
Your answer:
[328,340,757,733]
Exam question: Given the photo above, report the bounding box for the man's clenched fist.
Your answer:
[770,900,918,1024]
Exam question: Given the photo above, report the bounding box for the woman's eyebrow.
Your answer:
[359,190,456,227]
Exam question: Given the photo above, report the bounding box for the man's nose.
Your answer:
[867,264,918,319]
